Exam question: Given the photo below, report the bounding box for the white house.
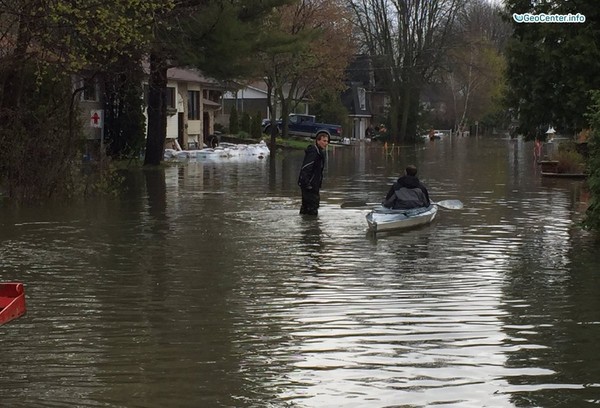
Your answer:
[154,67,224,150]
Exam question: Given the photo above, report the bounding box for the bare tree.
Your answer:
[442,0,510,133]
[347,0,465,142]
[259,0,356,151]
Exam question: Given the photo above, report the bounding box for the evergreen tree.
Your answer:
[250,112,263,139]
[504,0,600,137]
[240,112,251,134]
[229,105,239,135]
[583,90,600,231]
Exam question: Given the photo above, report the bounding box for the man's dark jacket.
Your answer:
[298,144,325,190]
[383,175,430,209]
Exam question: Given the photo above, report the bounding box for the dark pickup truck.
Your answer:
[262,114,342,141]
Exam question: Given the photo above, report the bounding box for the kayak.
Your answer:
[366,204,438,233]
[0,282,27,325]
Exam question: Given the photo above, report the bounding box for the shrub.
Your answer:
[0,66,83,202]
[229,105,239,134]
[250,112,262,139]
[553,142,586,173]
[240,112,251,133]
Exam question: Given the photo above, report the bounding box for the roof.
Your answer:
[141,61,224,89]
[168,67,223,89]
[203,98,221,109]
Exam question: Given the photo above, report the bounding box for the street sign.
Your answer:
[90,110,103,128]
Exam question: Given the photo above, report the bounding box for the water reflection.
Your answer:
[298,217,325,273]
[2,137,600,407]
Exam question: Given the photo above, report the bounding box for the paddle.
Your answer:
[340,200,381,209]
[434,199,463,209]
[340,199,463,210]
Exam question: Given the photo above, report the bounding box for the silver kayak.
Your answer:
[365,204,438,233]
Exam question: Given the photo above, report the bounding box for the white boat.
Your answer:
[365,204,438,233]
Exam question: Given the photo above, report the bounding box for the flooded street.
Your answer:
[1,135,600,407]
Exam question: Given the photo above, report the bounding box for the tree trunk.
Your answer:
[144,53,168,166]
[280,97,290,139]
[406,87,421,142]
[1,9,32,113]
[266,81,278,154]
[388,99,400,144]
[398,83,412,143]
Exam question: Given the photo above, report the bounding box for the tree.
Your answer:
[259,0,356,151]
[440,0,509,133]
[347,0,466,143]
[583,91,600,231]
[229,104,240,135]
[310,89,351,132]
[104,58,147,159]
[143,0,294,165]
[240,111,251,134]
[504,0,600,138]
[251,112,263,139]
[0,0,167,201]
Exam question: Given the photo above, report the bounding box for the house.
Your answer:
[75,74,106,159]
[222,81,270,122]
[77,65,225,155]
[161,67,224,150]
[220,80,309,127]
[223,55,391,140]
[341,54,390,140]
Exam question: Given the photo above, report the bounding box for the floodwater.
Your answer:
[1,135,600,408]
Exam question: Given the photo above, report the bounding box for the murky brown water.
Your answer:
[2,135,600,407]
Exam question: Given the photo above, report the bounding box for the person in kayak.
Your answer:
[382,164,431,209]
[298,133,329,215]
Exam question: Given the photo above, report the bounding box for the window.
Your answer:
[358,87,366,111]
[166,87,176,109]
[80,77,98,102]
[188,90,200,120]
[142,84,177,111]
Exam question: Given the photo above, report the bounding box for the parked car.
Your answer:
[263,114,342,141]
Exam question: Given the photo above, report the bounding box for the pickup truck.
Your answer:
[262,114,342,141]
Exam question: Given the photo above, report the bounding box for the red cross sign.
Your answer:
[90,110,103,128]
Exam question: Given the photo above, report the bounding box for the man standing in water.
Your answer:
[297,133,329,215]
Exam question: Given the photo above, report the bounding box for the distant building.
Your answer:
[77,65,225,154]
[341,54,389,139]
[159,67,224,149]
[220,80,309,126]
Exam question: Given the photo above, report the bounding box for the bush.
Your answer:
[0,65,83,202]
[240,112,251,133]
[553,142,586,173]
[250,112,262,139]
[229,105,239,134]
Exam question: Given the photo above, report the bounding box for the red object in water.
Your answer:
[0,282,27,325]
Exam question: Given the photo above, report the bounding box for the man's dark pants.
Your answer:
[300,188,320,215]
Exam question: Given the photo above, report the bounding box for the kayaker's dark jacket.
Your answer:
[383,175,430,209]
[298,143,326,191]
